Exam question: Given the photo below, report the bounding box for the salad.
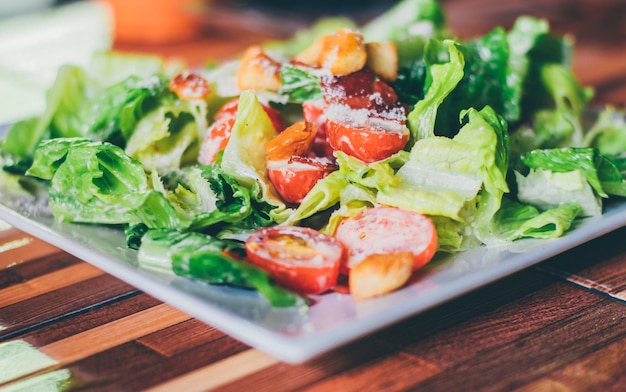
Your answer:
[2,0,626,307]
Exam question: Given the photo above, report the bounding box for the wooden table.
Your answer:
[2,0,626,390]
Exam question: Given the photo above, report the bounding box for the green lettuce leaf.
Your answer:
[27,138,179,227]
[279,64,322,103]
[515,169,601,217]
[221,91,292,222]
[583,107,626,155]
[494,199,582,240]
[433,28,514,137]
[406,39,465,142]
[520,147,626,198]
[125,98,207,172]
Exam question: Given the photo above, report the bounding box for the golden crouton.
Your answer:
[237,46,282,92]
[366,41,398,82]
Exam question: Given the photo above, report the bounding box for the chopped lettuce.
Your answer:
[25,138,276,235]
[433,28,515,137]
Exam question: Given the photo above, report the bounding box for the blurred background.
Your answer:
[1,0,624,124]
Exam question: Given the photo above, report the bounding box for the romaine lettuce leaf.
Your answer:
[27,138,179,227]
[583,107,626,155]
[494,199,582,240]
[383,107,507,220]
[515,169,601,217]
[221,91,292,222]
[406,39,464,141]
[125,98,207,172]
[520,147,626,198]
[506,16,550,124]
[433,28,514,137]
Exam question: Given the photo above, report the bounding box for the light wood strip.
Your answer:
[40,303,191,364]
[0,263,104,307]
[145,349,279,392]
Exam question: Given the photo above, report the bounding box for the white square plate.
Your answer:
[2,184,626,363]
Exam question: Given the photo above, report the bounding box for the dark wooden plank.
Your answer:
[516,333,626,391]
[218,338,401,392]
[0,233,61,269]
[399,297,626,391]
[137,319,227,357]
[0,268,23,289]
[535,227,626,302]
[218,269,557,392]
[0,274,138,340]
[13,252,81,281]
[52,334,249,391]
[21,293,161,346]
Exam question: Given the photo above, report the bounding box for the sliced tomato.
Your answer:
[169,72,211,100]
[198,116,236,165]
[325,118,409,163]
[303,101,334,159]
[245,226,344,294]
[333,206,437,275]
[267,156,336,204]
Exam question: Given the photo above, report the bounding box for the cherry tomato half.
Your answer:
[303,101,334,159]
[267,156,336,204]
[169,72,211,100]
[245,226,344,294]
[334,206,437,275]
[325,118,409,163]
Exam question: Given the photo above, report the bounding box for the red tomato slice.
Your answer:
[245,226,344,294]
[169,72,211,100]
[333,207,437,275]
[198,116,236,165]
[325,118,409,163]
[303,101,335,159]
[267,156,336,204]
